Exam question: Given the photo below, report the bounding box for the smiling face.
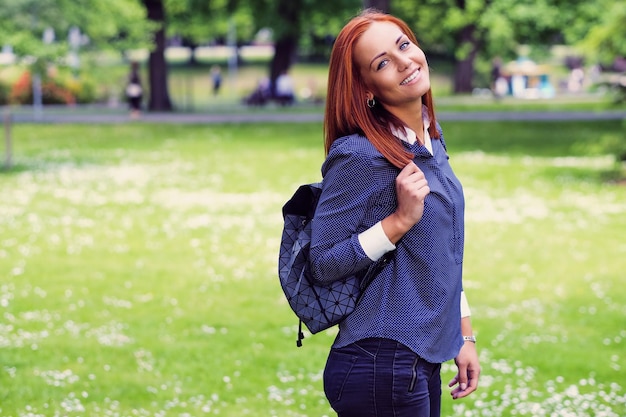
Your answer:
[354,21,430,117]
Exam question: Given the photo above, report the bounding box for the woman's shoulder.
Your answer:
[322,133,389,177]
[328,133,383,158]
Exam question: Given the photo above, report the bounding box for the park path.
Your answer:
[4,108,626,124]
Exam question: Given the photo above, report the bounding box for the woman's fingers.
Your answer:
[398,163,429,196]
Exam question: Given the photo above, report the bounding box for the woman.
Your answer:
[126,61,143,119]
[309,9,480,417]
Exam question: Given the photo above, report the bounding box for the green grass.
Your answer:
[0,120,625,416]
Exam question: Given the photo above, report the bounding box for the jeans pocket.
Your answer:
[323,349,358,403]
[408,356,421,393]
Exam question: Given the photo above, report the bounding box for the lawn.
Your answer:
[0,119,625,416]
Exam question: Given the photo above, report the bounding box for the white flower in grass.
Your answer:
[86,321,132,346]
[36,369,79,387]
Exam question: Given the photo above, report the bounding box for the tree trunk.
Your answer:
[452,0,480,93]
[363,0,390,12]
[453,24,479,93]
[270,37,298,96]
[142,0,172,111]
[268,0,300,97]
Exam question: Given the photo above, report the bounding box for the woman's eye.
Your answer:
[400,41,410,50]
[376,59,389,70]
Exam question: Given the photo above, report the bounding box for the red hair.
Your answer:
[324,9,440,169]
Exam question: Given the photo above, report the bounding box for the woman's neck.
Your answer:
[386,101,425,144]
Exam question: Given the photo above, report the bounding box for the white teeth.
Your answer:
[401,69,420,85]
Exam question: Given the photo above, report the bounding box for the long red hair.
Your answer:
[324,9,440,169]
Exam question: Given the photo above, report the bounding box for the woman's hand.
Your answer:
[449,341,480,399]
[382,162,430,243]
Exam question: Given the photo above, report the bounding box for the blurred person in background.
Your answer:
[125,61,143,119]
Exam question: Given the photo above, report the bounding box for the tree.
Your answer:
[564,0,626,66]
[393,0,624,93]
[267,0,300,94]
[0,0,151,70]
[165,0,624,100]
[162,0,363,99]
[246,0,361,96]
[165,0,255,61]
[142,0,253,112]
[0,0,152,107]
[363,0,390,12]
[393,0,496,93]
[448,0,483,93]
[142,0,172,111]
[392,0,475,93]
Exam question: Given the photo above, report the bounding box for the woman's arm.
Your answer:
[309,148,381,283]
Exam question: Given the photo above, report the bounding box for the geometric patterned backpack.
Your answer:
[278,182,392,346]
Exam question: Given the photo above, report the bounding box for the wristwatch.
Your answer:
[463,335,476,343]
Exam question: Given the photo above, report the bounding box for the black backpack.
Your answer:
[278,182,392,346]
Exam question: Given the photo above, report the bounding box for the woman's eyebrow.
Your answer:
[368,34,405,68]
[369,51,386,67]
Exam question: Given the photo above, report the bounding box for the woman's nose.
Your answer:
[397,55,412,71]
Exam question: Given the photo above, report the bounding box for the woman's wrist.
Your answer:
[381,213,412,244]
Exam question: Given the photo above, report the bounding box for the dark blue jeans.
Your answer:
[323,338,442,417]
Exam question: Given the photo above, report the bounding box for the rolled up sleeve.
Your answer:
[358,221,396,261]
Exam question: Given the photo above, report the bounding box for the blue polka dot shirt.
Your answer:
[309,123,465,363]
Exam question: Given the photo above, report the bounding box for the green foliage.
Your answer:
[163,0,361,52]
[577,1,626,65]
[65,0,154,52]
[62,74,99,104]
[0,0,152,75]
[248,0,361,40]
[394,0,625,81]
[166,0,256,44]
[2,0,624,100]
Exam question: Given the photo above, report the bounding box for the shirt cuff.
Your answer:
[358,221,396,261]
[460,291,471,317]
